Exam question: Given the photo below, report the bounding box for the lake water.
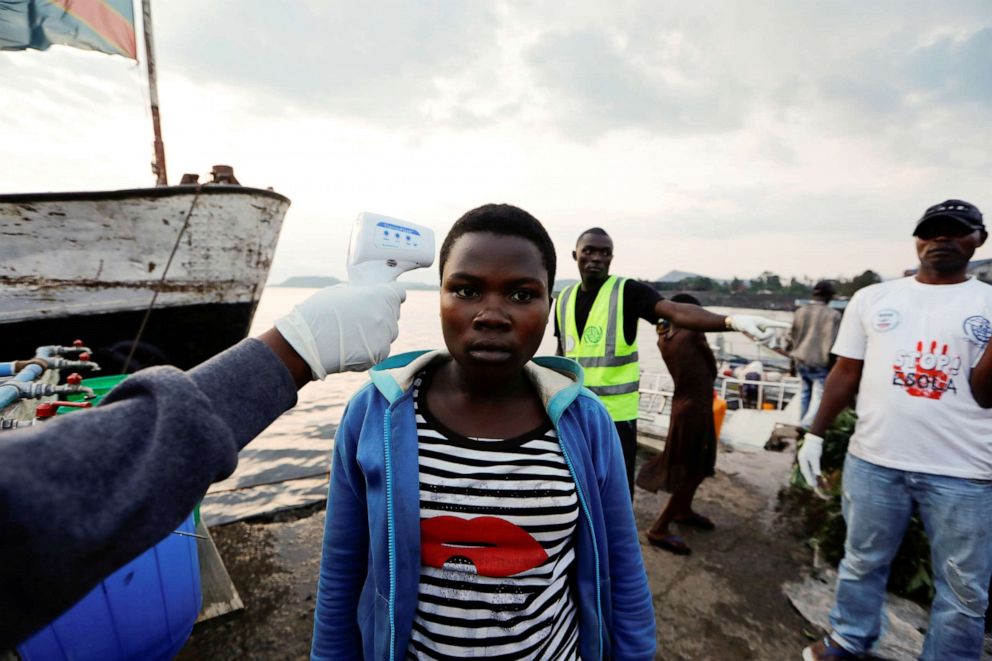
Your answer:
[200,287,793,524]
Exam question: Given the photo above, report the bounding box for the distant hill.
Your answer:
[656,269,706,283]
[655,269,732,285]
[399,281,439,290]
[272,276,342,288]
[271,275,438,290]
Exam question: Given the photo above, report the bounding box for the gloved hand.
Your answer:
[274,283,406,379]
[727,315,792,342]
[797,432,824,491]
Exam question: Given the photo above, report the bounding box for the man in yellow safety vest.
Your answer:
[556,228,788,497]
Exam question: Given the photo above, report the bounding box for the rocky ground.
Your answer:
[179,445,816,660]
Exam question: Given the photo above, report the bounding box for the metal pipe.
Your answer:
[0,363,45,410]
[143,0,168,186]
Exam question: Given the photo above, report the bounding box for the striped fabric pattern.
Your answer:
[407,370,580,659]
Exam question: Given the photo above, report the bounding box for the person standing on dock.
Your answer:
[788,280,841,429]
[555,227,789,497]
[635,294,719,555]
[798,199,992,661]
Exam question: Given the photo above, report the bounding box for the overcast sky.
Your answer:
[2,1,990,284]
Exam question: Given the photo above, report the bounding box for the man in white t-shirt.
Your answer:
[799,199,992,661]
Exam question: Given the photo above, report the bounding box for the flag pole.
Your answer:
[142,0,168,186]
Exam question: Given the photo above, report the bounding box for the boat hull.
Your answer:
[0,300,257,372]
[0,184,290,370]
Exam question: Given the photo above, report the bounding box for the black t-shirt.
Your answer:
[554,278,662,350]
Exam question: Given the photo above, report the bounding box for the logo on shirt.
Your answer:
[963,315,991,348]
[583,325,603,344]
[892,340,961,399]
[872,309,900,332]
[420,516,548,577]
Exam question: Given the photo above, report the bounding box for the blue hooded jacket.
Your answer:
[310,350,656,660]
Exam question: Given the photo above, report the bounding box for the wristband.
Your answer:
[724,316,733,330]
[0,362,15,377]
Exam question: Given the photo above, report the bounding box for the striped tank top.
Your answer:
[406,369,580,659]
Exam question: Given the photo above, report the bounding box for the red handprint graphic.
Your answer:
[892,340,958,400]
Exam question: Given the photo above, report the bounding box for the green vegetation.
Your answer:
[651,270,883,297]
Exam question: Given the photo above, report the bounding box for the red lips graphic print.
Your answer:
[420,515,548,578]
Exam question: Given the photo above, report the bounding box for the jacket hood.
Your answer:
[368,350,586,425]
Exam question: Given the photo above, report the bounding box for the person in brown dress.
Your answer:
[636,293,718,555]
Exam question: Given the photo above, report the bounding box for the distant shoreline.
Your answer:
[673,291,800,311]
[269,277,799,310]
[269,276,437,290]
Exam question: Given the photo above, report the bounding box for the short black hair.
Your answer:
[812,280,836,301]
[671,293,701,306]
[438,204,557,288]
[576,227,610,246]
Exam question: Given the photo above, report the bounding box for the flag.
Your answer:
[0,0,136,59]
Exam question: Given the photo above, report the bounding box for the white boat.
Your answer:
[0,178,289,371]
[0,2,289,371]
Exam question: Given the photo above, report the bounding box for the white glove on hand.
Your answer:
[797,432,824,491]
[274,283,406,379]
[727,315,792,342]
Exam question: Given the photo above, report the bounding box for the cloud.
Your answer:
[817,27,992,118]
[147,1,990,153]
[4,0,991,284]
[524,28,750,141]
[156,0,498,123]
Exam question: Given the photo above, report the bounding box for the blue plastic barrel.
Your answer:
[17,512,202,661]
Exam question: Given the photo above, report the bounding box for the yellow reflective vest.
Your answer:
[556,276,640,421]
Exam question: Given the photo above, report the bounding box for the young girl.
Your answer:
[310,204,655,659]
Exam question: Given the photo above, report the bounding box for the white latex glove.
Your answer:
[274,283,406,379]
[727,315,792,342]
[797,432,824,491]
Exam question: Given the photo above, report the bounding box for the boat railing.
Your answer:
[716,374,801,411]
[638,373,675,425]
[710,336,792,370]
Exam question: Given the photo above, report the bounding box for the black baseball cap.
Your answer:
[913,199,985,236]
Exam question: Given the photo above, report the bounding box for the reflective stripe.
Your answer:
[555,284,576,353]
[557,283,575,327]
[588,382,640,396]
[603,278,620,356]
[576,352,640,368]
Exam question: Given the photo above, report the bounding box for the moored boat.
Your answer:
[1,2,290,371]
[638,359,802,451]
[0,177,289,371]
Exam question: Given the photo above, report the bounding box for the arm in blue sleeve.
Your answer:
[0,338,298,648]
[595,408,657,660]
[310,399,369,660]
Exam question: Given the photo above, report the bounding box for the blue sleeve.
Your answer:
[589,399,657,659]
[310,393,371,660]
[0,338,298,648]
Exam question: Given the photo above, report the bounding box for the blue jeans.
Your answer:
[797,364,829,428]
[830,454,992,659]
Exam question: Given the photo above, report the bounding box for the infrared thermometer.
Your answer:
[346,212,435,286]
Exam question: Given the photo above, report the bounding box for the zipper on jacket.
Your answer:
[383,408,397,661]
[557,435,604,658]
